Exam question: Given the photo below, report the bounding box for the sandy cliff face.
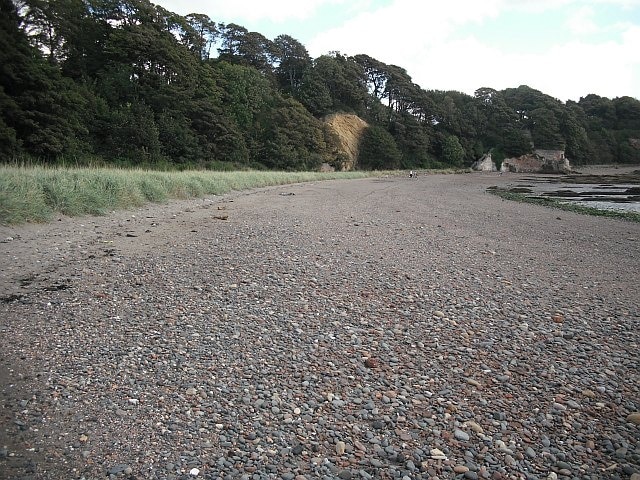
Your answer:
[323,113,368,171]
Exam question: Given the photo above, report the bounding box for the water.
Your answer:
[512,177,640,213]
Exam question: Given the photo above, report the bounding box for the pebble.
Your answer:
[466,421,484,433]
[364,357,379,368]
[627,412,640,425]
[1,176,638,480]
[430,448,447,460]
[108,464,132,475]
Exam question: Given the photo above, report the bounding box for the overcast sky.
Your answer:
[154,0,640,102]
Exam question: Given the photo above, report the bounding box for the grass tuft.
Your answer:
[0,166,375,225]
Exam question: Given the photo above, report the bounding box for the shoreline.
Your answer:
[1,173,639,479]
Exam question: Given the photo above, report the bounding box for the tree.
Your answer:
[502,128,532,157]
[298,53,368,117]
[182,13,218,60]
[561,103,593,164]
[217,61,273,159]
[273,34,311,94]
[0,0,90,160]
[258,97,328,170]
[613,96,640,131]
[218,23,276,76]
[441,135,465,166]
[353,54,388,100]
[529,107,564,149]
[358,125,402,170]
[388,112,433,168]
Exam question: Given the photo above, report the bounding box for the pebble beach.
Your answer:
[1,171,639,480]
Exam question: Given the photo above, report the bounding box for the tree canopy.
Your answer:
[1,0,639,169]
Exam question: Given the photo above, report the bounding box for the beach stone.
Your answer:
[108,464,131,475]
[430,448,447,460]
[2,171,639,480]
[466,421,484,434]
[626,413,640,425]
[364,357,379,368]
[372,420,385,429]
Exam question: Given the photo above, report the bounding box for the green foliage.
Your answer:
[502,128,532,157]
[258,97,329,170]
[273,35,311,94]
[490,148,505,171]
[441,135,465,167]
[0,0,91,161]
[0,165,375,224]
[561,104,594,165]
[1,0,639,170]
[358,126,402,170]
[389,116,433,168]
[298,54,368,117]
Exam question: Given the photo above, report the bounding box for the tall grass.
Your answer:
[0,165,376,225]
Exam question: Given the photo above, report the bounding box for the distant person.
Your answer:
[409,170,414,178]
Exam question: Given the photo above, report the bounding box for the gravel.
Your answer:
[1,172,639,480]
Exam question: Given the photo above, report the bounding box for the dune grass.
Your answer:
[0,165,376,225]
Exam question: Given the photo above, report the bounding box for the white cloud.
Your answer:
[565,6,600,34]
[153,0,345,22]
[506,0,640,12]
[308,0,502,59]
[415,27,640,101]
[307,0,640,100]
[153,0,639,100]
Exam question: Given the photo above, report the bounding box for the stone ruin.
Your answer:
[472,150,571,173]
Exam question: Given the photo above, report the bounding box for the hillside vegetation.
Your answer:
[1,0,640,170]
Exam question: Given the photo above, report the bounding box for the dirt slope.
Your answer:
[324,113,368,170]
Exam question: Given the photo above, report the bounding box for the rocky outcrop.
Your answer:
[323,113,369,171]
[501,149,571,173]
[471,153,497,172]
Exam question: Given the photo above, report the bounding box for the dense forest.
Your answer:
[1,0,640,170]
